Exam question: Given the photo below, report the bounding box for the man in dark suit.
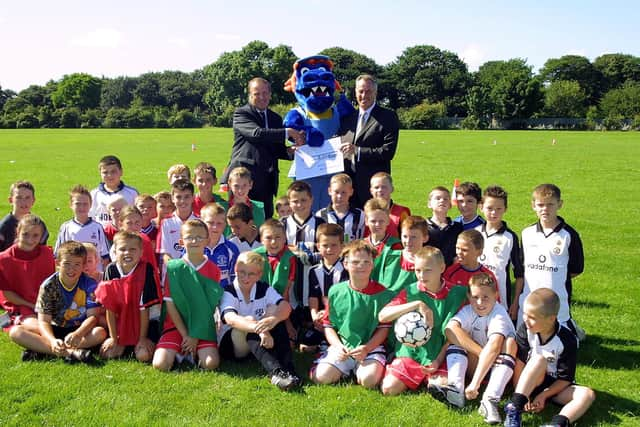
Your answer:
[340,74,400,209]
[224,78,303,218]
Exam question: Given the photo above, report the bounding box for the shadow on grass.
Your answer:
[579,334,640,370]
[572,299,611,310]
[575,389,639,426]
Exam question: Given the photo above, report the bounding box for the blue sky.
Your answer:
[1,0,638,92]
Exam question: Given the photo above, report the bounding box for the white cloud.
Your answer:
[168,37,190,49]
[215,33,241,41]
[460,44,487,71]
[70,28,123,48]
[566,48,587,57]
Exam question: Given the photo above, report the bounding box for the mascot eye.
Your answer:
[317,67,326,72]
[300,67,310,75]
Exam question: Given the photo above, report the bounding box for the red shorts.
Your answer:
[156,329,217,353]
[385,357,448,390]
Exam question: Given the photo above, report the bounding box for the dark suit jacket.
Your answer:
[225,104,290,202]
[340,104,400,208]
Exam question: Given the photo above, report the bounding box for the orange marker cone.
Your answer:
[452,178,460,206]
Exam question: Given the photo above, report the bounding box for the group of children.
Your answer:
[0,154,595,426]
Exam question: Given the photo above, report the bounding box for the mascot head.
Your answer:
[284,55,343,114]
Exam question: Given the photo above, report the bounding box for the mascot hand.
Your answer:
[337,92,356,118]
[307,127,325,147]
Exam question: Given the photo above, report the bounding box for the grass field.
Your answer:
[0,129,639,426]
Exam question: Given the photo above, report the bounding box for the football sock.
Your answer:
[550,414,570,427]
[247,337,282,374]
[510,392,528,411]
[484,353,515,400]
[446,345,468,392]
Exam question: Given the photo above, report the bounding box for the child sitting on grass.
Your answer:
[219,251,300,391]
[153,219,222,371]
[503,288,595,427]
[10,241,106,362]
[97,231,161,362]
[445,272,517,423]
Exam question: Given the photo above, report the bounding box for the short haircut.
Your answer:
[371,172,393,186]
[154,191,172,203]
[228,166,253,183]
[118,205,142,222]
[248,77,271,92]
[10,181,35,197]
[316,223,344,242]
[112,230,142,248]
[355,74,378,91]
[363,197,389,215]
[429,186,450,200]
[330,173,352,186]
[275,196,289,210]
[236,250,265,270]
[342,239,377,260]
[287,180,312,197]
[260,218,285,237]
[525,288,560,318]
[227,203,253,223]
[193,162,217,179]
[17,214,45,235]
[108,195,127,210]
[99,155,122,170]
[457,181,482,202]
[69,184,92,202]
[200,202,226,217]
[181,218,209,237]
[57,240,87,261]
[81,242,98,257]
[458,229,484,251]
[171,179,195,195]
[401,215,429,236]
[483,185,508,209]
[532,183,561,201]
[468,272,497,293]
[414,246,445,266]
[167,164,191,180]
[135,193,156,206]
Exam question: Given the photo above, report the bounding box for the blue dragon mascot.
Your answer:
[283,55,355,212]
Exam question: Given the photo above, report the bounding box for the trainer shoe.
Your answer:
[427,383,465,408]
[479,398,501,424]
[503,402,522,427]
[271,368,296,391]
[70,348,92,363]
[21,349,38,362]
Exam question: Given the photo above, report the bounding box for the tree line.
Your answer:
[1,41,639,130]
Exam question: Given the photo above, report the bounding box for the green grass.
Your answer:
[1,129,639,426]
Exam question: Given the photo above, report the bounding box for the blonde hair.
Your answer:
[112,230,142,249]
[468,272,497,293]
[330,173,352,186]
[167,164,191,181]
[525,288,560,318]
[228,166,253,183]
[371,172,393,187]
[342,239,377,260]
[363,197,389,215]
[236,251,265,270]
[200,202,226,217]
[414,246,445,266]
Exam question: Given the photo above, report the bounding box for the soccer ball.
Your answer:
[394,311,431,347]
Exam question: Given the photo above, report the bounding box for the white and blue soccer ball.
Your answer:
[394,311,431,347]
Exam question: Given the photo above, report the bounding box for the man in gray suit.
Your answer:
[340,74,400,209]
[224,78,303,218]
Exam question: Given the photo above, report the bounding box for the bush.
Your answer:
[398,102,447,129]
[585,106,601,130]
[103,108,128,128]
[460,115,488,130]
[56,107,81,128]
[153,108,170,128]
[208,105,235,127]
[80,109,103,128]
[602,114,625,131]
[125,106,154,128]
[633,114,640,131]
[168,109,203,128]
[16,111,39,128]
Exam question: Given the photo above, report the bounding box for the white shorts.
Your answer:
[315,344,386,376]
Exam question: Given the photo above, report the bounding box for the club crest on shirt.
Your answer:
[255,308,265,318]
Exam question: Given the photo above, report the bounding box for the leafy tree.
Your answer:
[397,101,447,129]
[539,55,602,102]
[101,76,138,109]
[18,83,55,108]
[318,47,383,101]
[385,45,471,115]
[157,71,207,110]
[542,80,587,118]
[51,73,102,110]
[133,73,164,106]
[202,41,297,115]
[474,59,543,120]
[599,82,640,119]
[593,54,640,92]
[55,107,81,128]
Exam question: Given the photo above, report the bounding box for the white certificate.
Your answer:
[287,137,344,180]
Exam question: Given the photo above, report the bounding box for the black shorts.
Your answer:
[532,374,576,400]
[51,325,79,339]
